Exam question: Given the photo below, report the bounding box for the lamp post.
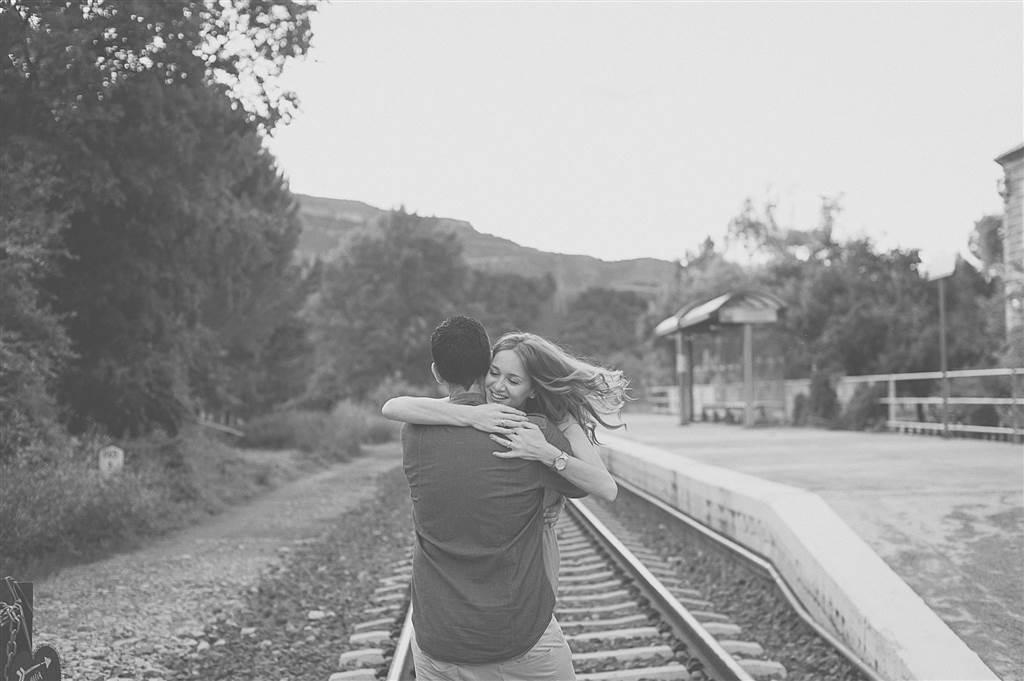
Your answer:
[922,250,957,438]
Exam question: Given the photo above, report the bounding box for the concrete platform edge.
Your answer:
[600,433,1000,681]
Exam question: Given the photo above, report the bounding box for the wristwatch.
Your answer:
[551,452,569,472]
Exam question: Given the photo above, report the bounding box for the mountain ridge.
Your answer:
[293,193,680,305]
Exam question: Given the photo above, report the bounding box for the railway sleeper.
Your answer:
[575,663,694,681]
[572,643,675,662]
[565,625,662,642]
[560,613,650,630]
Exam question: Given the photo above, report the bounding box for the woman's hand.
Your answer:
[467,403,529,434]
[491,421,556,464]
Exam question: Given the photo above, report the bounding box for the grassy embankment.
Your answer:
[0,401,399,580]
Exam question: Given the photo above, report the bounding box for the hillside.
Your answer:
[294,193,680,307]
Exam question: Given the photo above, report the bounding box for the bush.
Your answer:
[0,428,285,578]
[839,383,888,431]
[807,371,840,428]
[240,401,396,460]
[791,393,809,426]
[366,374,437,411]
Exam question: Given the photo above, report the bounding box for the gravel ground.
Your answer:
[30,442,412,681]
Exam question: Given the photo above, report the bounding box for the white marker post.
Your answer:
[97,445,125,479]
[920,249,958,438]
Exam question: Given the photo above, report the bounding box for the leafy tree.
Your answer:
[308,210,468,403]
[0,142,73,459]
[464,270,556,339]
[1,0,313,437]
[556,287,649,360]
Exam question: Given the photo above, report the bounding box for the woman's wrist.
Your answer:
[543,443,562,468]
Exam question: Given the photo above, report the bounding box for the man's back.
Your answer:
[403,393,579,664]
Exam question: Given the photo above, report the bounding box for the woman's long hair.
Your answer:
[491,332,629,444]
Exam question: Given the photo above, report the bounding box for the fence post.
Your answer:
[887,377,896,431]
[1012,367,1019,443]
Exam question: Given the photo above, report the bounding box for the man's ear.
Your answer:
[430,362,443,385]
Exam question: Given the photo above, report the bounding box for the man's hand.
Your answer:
[468,403,528,434]
[543,497,565,526]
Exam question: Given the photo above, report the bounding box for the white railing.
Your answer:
[873,367,1021,439]
[647,367,1023,440]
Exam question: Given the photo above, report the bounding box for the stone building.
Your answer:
[995,143,1024,358]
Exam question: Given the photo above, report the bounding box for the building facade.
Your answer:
[995,143,1024,359]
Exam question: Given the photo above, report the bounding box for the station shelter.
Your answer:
[654,290,788,426]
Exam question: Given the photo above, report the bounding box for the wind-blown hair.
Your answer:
[491,332,629,444]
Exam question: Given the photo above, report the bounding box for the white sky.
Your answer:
[267,1,1024,264]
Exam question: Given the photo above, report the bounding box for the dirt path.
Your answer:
[30,443,403,681]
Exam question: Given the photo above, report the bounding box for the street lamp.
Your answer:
[921,249,958,437]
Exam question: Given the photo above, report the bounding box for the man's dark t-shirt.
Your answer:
[403,391,584,664]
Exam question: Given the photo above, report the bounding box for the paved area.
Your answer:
[611,414,1024,681]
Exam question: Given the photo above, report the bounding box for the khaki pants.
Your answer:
[411,616,576,681]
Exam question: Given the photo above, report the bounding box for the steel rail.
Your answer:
[384,606,415,681]
[613,476,889,681]
[566,497,754,681]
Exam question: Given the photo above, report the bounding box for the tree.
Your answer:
[1,0,313,437]
[0,141,73,459]
[308,210,468,403]
[556,288,649,360]
[464,271,557,339]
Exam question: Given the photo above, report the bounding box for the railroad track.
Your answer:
[331,484,883,681]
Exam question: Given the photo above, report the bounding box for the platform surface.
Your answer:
[611,414,1024,680]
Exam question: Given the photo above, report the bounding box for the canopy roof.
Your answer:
[654,289,786,337]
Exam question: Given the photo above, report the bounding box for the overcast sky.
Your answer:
[266,1,1023,265]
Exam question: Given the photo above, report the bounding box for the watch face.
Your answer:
[555,455,567,471]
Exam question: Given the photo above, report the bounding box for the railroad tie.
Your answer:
[559,578,627,593]
[558,588,631,603]
[575,663,694,681]
[571,643,674,662]
[559,613,650,630]
[737,658,789,679]
[560,569,615,583]
[564,625,661,642]
[557,600,637,615]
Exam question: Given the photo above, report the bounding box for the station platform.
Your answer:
[610,414,1023,681]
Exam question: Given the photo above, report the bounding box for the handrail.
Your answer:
[842,367,1019,382]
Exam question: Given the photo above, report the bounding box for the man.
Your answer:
[402,316,582,680]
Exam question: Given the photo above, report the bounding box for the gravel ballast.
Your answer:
[29,443,412,681]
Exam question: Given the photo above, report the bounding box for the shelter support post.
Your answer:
[675,333,691,425]
[743,323,754,427]
[939,277,949,438]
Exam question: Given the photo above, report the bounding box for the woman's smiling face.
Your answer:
[485,349,533,409]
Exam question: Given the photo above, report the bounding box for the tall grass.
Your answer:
[0,428,291,579]
[240,400,399,458]
[0,401,397,579]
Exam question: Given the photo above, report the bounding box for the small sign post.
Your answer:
[97,445,124,479]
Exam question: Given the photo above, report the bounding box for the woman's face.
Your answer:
[485,349,533,409]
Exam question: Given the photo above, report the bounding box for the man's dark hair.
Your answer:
[431,316,491,390]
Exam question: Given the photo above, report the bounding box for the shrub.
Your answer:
[366,374,437,411]
[0,427,282,578]
[839,383,888,431]
[317,401,367,460]
[240,402,395,460]
[791,393,809,426]
[807,371,840,428]
[240,410,329,452]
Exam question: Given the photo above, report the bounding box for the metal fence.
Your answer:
[647,367,1023,441]
[844,367,1021,440]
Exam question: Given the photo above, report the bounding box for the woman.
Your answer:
[382,331,627,591]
